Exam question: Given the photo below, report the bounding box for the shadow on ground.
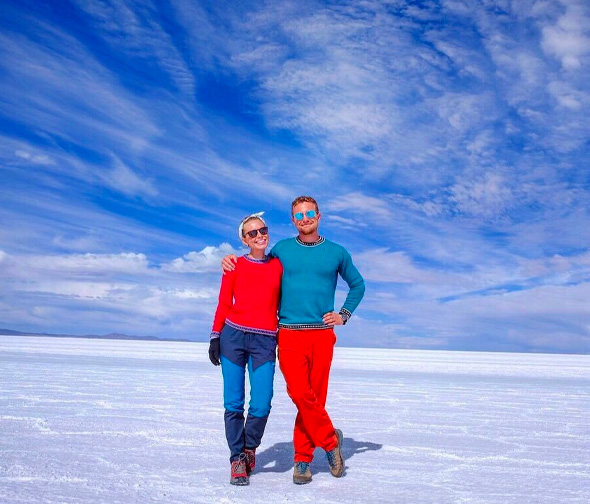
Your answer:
[255,436,383,474]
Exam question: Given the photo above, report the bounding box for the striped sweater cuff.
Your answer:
[339,308,352,325]
[210,332,220,339]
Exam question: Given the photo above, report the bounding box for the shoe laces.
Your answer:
[232,453,247,473]
[326,449,339,468]
[295,461,310,474]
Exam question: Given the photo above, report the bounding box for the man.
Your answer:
[222,196,365,484]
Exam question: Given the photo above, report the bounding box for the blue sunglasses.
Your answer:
[293,210,317,220]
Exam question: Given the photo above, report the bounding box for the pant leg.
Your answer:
[291,330,338,460]
[278,328,337,463]
[220,326,248,462]
[308,328,337,453]
[292,410,314,462]
[244,355,275,449]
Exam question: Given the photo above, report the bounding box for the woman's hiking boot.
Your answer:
[244,448,256,474]
[230,453,249,486]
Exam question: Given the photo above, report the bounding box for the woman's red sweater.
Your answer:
[210,255,283,338]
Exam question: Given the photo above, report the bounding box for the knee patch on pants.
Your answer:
[248,358,275,418]
[221,356,245,412]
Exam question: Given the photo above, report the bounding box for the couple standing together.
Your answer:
[209,196,365,485]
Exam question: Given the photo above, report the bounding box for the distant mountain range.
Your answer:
[0,328,194,343]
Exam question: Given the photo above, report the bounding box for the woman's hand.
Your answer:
[208,338,221,366]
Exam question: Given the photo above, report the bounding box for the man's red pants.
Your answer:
[278,327,338,463]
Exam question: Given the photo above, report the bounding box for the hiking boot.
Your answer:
[230,453,249,486]
[326,428,344,477]
[244,448,256,474]
[293,461,312,485]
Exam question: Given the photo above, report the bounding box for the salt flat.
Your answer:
[1,336,589,504]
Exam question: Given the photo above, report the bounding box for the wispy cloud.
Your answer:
[1,0,589,352]
[101,157,159,199]
[14,149,55,166]
[70,0,196,96]
[354,249,443,284]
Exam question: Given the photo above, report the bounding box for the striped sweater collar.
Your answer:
[242,254,270,263]
[296,236,325,247]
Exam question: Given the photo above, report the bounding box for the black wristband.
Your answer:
[339,309,352,325]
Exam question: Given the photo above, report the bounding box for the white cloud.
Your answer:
[70,0,196,96]
[14,150,54,165]
[355,248,442,284]
[336,315,450,349]
[388,193,446,218]
[101,157,158,198]
[443,282,590,350]
[324,215,369,230]
[226,3,411,163]
[547,80,586,110]
[356,278,590,353]
[541,1,590,70]
[164,288,218,300]
[0,251,151,280]
[0,24,161,153]
[1,0,589,352]
[169,0,235,72]
[432,92,497,131]
[0,248,224,338]
[163,243,242,273]
[324,192,393,221]
[449,172,513,218]
[517,250,590,280]
[21,281,135,299]
[28,253,150,274]
[0,183,203,257]
[431,39,487,81]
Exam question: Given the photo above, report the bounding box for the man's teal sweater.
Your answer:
[270,237,365,328]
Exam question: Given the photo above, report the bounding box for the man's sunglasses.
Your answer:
[244,226,269,238]
[293,210,317,220]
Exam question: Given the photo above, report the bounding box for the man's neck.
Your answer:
[297,232,320,243]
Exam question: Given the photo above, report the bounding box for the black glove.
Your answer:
[209,338,221,366]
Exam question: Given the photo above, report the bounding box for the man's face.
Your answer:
[292,201,320,235]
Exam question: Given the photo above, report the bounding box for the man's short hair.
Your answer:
[291,196,319,213]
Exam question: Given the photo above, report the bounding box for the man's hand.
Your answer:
[208,338,221,366]
[322,312,344,326]
[221,254,238,273]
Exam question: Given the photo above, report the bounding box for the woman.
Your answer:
[208,212,283,486]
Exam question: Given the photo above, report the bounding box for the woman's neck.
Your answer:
[248,249,266,260]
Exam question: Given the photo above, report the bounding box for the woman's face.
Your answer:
[241,218,269,253]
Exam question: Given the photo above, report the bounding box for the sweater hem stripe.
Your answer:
[226,319,278,337]
[278,323,331,330]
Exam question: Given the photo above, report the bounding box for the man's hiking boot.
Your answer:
[230,453,249,486]
[293,461,312,485]
[326,428,345,477]
[244,448,256,475]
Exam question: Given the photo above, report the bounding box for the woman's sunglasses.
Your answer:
[244,226,269,238]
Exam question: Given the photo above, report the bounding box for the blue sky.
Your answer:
[1,0,589,353]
